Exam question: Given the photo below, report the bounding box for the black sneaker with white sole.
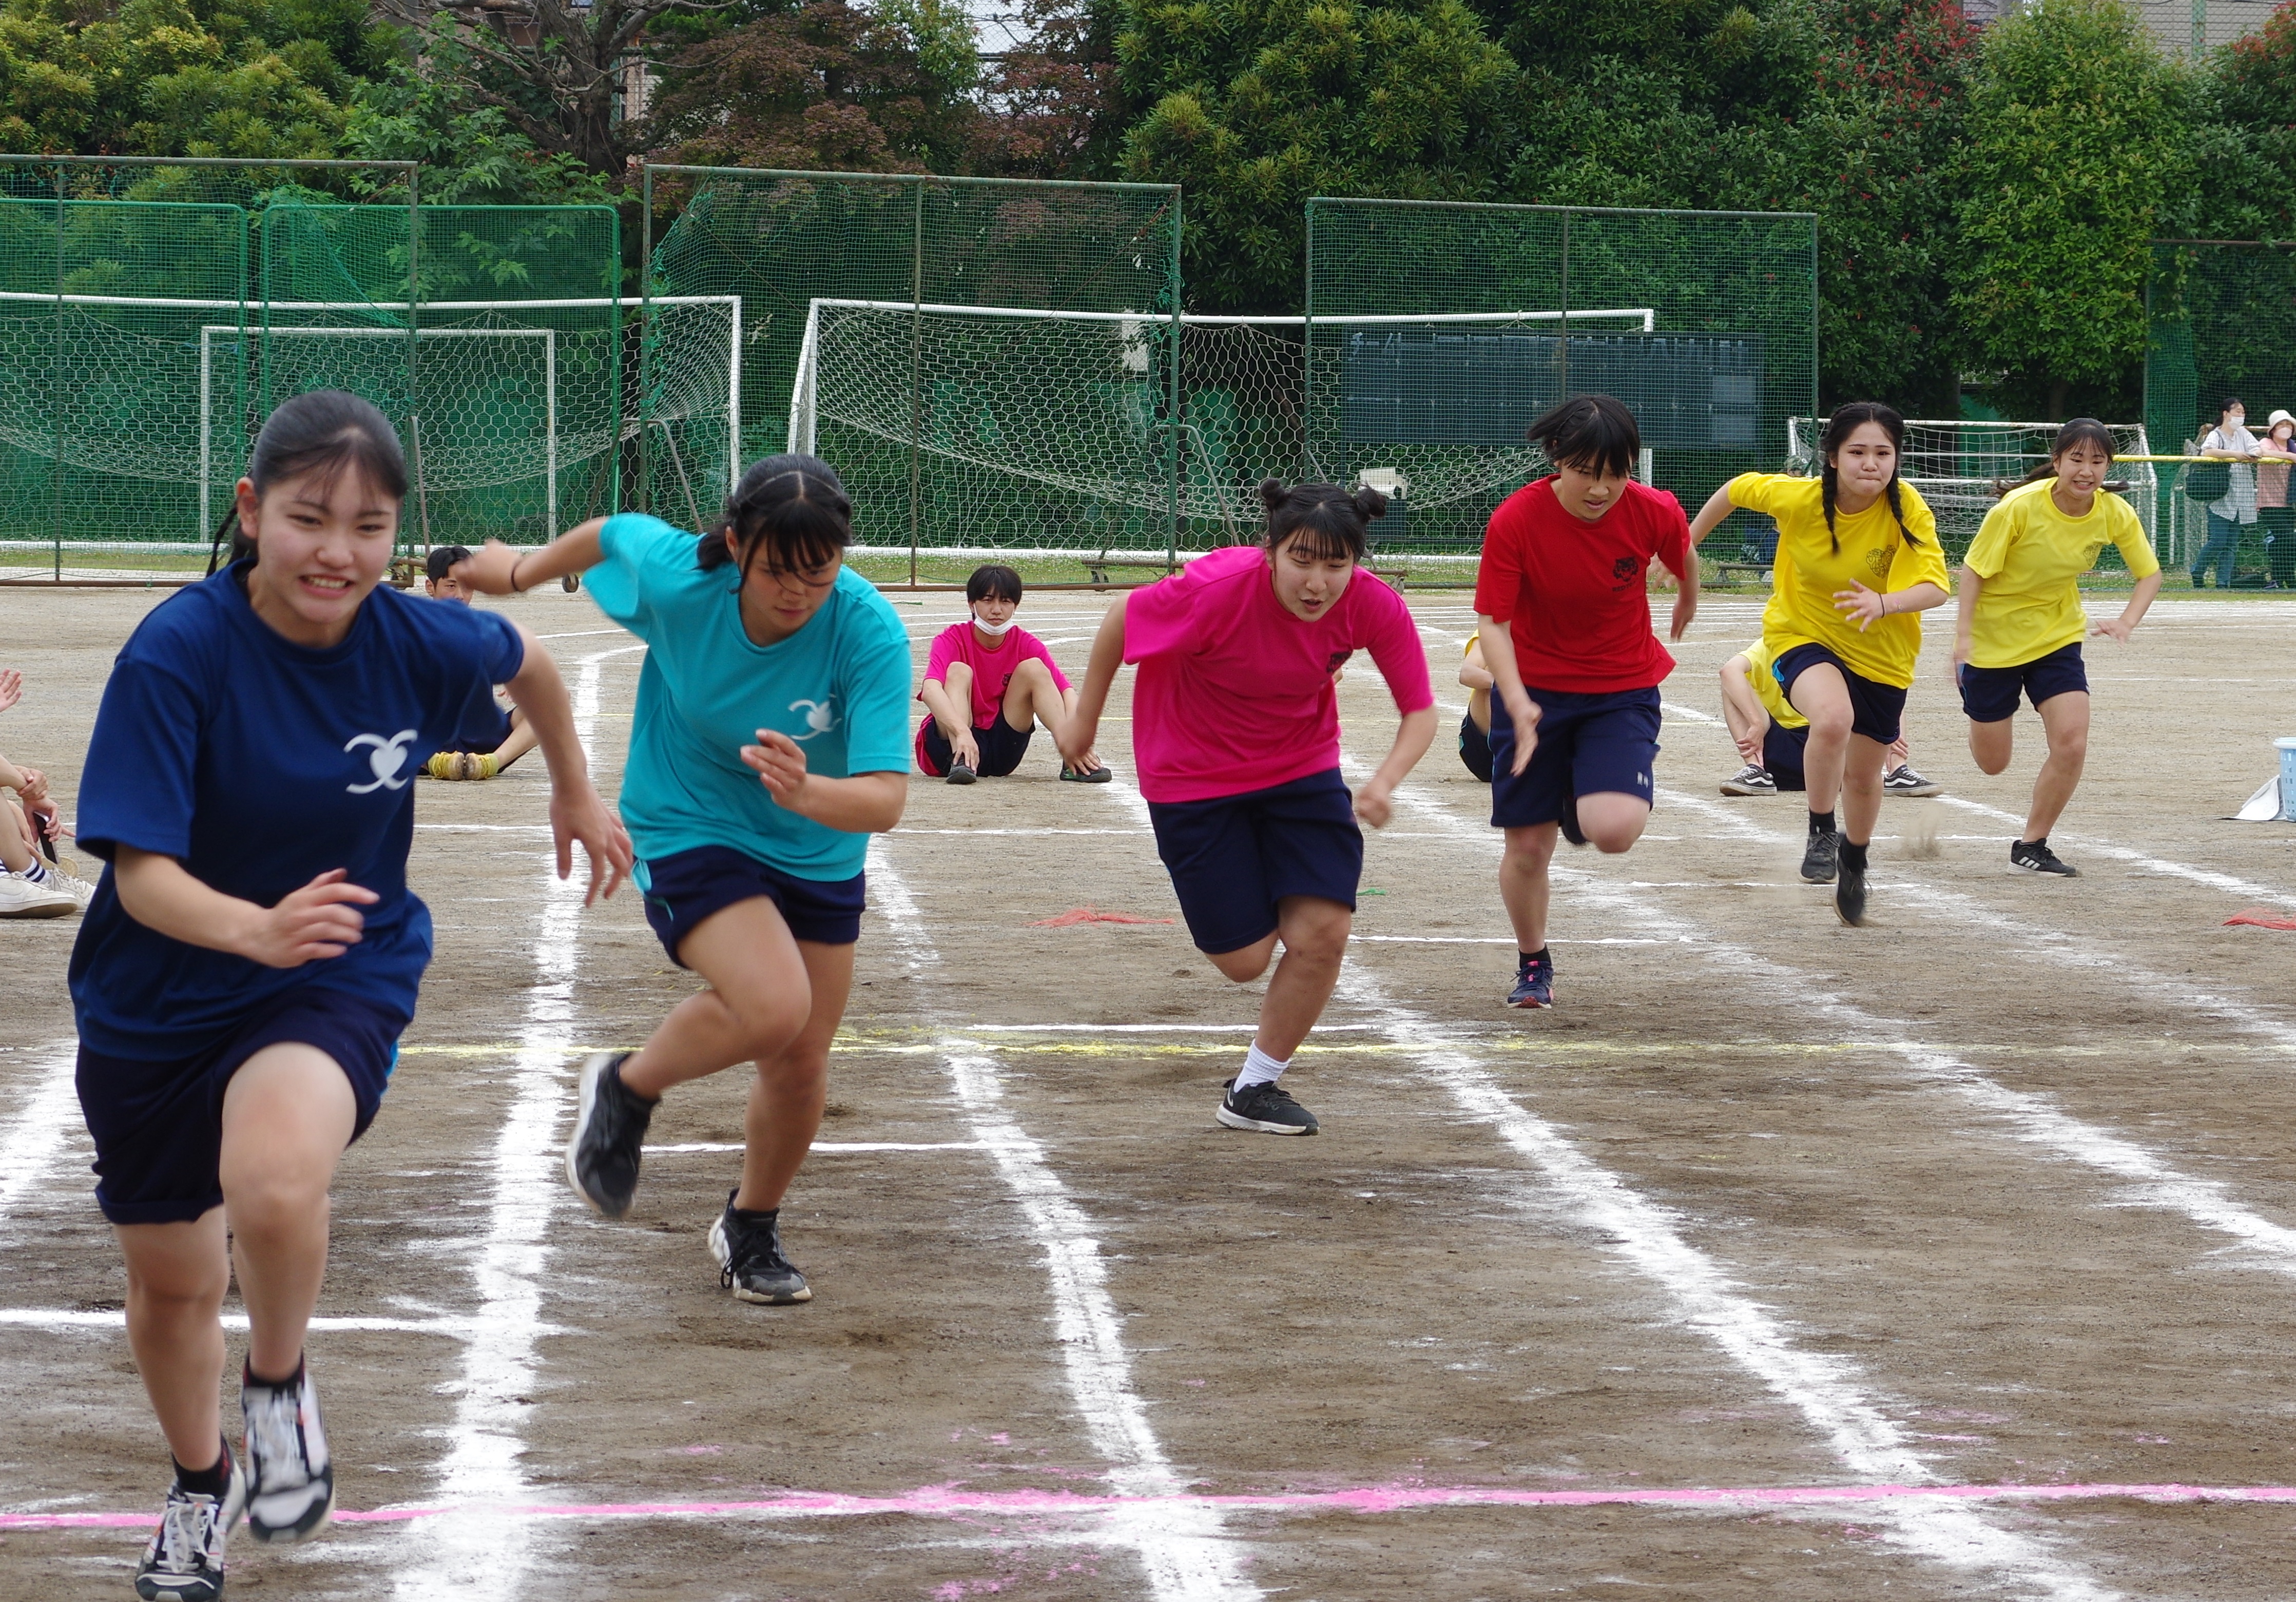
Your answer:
[1800,827,1839,883]
[241,1364,332,1545]
[709,1190,813,1304]
[1882,763,1943,798]
[135,1457,245,1602]
[1216,1077,1319,1135]
[566,1051,655,1218]
[2009,838,2078,876]
[1720,763,1777,796]
[1834,859,1868,926]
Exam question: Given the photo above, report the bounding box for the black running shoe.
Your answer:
[946,758,977,785]
[708,1190,813,1304]
[1215,1077,1319,1135]
[566,1051,654,1219]
[241,1364,332,1545]
[1506,953,1554,1009]
[1834,859,1868,926]
[1800,827,1839,883]
[2009,838,2079,877]
[135,1459,244,1602]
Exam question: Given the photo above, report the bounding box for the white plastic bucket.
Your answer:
[2277,738,2296,820]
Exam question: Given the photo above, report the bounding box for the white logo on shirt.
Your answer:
[788,698,839,741]
[344,729,419,793]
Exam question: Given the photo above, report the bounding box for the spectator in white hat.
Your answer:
[2259,409,2296,588]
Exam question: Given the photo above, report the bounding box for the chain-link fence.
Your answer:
[642,166,1183,578]
[1303,199,1819,559]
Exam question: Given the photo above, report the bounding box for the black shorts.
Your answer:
[1773,643,1908,746]
[1762,722,1810,792]
[639,844,867,962]
[76,989,405,1226]
[1458,709,1494,783]
[1147,767,1362,955]
[915,713,1033,778]
[1958,643,2088,723]
[1488,686,1661,829]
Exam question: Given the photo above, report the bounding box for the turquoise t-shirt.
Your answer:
[587,514,913,882]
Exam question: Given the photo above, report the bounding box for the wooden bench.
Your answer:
[1083,549,1176,585]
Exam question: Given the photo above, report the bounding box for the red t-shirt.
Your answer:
[1124,545,1434,804]
[1473,477,1691,693]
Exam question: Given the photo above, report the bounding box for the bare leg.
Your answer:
[115,1211,231,1469]
[1499,822,1560,951]
[1204,896,1350,1061]
[1784,664,1855,820]
[1841,733,1887,846]
[2022,691,2091,841]
[620,897,813,1101]
[1000,658,1101,772]
[220,1046,356,1380]
[491,709,540,771]
[1967,716,2014,776]
[1573,792,1649,854]
[0,791,33,873]
[736,940,854,1211]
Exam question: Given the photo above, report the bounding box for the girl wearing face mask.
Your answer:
[1060,480,1436,1136]
[1475,394,1699,1010]
[1953,419,2162,877]
[915,563,1106,783]
[1689,401,1951,927]
[2193,397,2261,590]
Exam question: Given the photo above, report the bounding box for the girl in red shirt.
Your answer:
[1474,395,1697,1009]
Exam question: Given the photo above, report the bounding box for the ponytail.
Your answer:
[701,453,853,580]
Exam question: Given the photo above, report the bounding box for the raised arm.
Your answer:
[1687,483,1739,547]
[452,517,608,596]
[499,619,633,904]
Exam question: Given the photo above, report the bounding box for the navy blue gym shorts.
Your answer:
[638,844,866,964]
[1957,642,2088,724]
[1488,686,1662,830]
[76,988,405,1226]
[1762,722,1811,792]
[1773,643,1908,746]
[1458,710,1495,784]
[1147,767,1362,955]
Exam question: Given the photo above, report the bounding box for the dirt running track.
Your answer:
[5,581,2296,1601]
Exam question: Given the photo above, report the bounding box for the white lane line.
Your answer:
[872,851,1257,1602]
[0,1040,83,1226]
[644,1141,988,1155]
[1934,793,2296,910]
[394,643,640,1601]
[1352,794,2116,1599]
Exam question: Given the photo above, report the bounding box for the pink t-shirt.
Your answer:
[921,621,1071,728]
[1123,545,1434,804]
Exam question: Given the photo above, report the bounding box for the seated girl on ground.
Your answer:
[1458,635,1494,783]
[1718,639,1937,797]
[420,545,539,780]
[0,668,92,916]
[916,564,1107,784]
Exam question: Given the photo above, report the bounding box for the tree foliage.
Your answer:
[1951,0,2188,418]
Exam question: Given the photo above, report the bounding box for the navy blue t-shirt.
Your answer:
[68,564,526,1059]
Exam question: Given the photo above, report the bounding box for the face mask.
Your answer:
[971,613,1015,636]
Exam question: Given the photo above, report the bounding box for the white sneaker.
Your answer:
[0,872,76,918]
[134,1456,245,1602]
[42,870,94,910]
[241,1364,334,1543]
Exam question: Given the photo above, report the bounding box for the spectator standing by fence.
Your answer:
[2257,410,2296,589]
[2193,398,2260,590]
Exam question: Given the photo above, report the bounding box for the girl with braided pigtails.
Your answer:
[1689,402,1951,926]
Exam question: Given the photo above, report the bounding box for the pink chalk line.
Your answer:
[9,1480,2296,1531]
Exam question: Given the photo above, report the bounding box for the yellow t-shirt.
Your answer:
[1729,473,1950,689]
[1742,636,1806,730]
[1962,479,2160,669]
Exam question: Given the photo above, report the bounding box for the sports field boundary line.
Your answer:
[0,1040,83,1228]
[392,642,640,1600]
[7,1478,2287,1531]
[870,848,1260,1602]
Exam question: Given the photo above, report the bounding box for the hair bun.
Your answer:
[1259,477,1287,514]
[1351,486,1388,521]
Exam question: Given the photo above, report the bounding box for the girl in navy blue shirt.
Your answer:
[71,391,629,1602]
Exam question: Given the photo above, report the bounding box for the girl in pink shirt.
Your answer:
[1062,480,1437,1136]
[915,564,1107,783]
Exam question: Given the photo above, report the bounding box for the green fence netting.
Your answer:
[642,166,1184,566]
[1303,199,1819,556]
[2145,240,2296,577]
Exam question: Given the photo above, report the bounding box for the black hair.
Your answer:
[1817,401,1917,555]
[205,390,410,576]
[1527,394,1641,481]
[2009,419,2117,490]
[425,544,473,583]
[967,564,1024,605]
[1258,478,1385,564]
[699,453,852,580]
[2221,396,2246,421]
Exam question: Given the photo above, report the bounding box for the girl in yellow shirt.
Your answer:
[1954,418,2162,877]
[1690,402,1951,925]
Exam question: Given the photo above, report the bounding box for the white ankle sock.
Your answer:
[16,861,48,885]
[1233,1043,1288,1093]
